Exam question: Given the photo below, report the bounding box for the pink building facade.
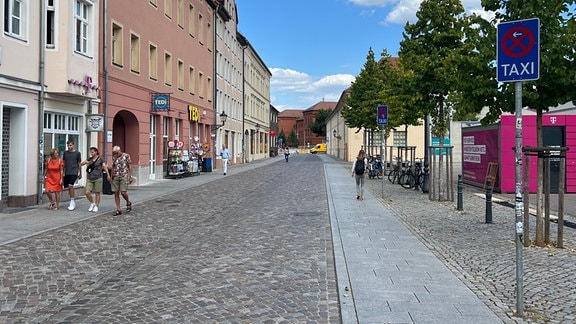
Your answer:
[98,1,217,183]
[462,114,576,193]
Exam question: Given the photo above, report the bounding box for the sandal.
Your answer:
[113,210,122,216]
[48,202,55,210]
[126,202,132,213]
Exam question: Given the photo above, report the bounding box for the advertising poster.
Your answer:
[462,126,500,188]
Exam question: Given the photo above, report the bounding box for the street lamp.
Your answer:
[332,129,341,139]
[212,110,228,131]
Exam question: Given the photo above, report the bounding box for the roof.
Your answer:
[278,109,304,118]
[304,101,337,112]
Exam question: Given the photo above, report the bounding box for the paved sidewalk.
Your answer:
[322,156,502,323]
[0,159,278,246]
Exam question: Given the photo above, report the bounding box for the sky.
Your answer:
[235,0,492,111]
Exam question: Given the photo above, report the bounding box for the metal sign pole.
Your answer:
[514,81,524,316]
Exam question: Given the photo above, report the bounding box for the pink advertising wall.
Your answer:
[500,115,576,193]
[462,126,500,189]
[463,115,576,193]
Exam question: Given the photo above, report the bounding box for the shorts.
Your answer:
[85,177,103,193]
[63,175,78,187]
[111,176,128,193]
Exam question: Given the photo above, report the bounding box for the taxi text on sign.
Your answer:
[497,18,540,82]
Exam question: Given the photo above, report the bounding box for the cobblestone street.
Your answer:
[364,172,576,324]
[0,155,339,323]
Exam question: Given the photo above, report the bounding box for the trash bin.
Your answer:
[202,157,212,172]
[103,173,113,195]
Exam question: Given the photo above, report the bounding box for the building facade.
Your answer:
[99,0,217,183]
[1,0,99,208]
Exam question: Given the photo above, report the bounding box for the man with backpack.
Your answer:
[351,149,368,200]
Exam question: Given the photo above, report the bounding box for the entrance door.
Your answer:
[543,126,564,194]
[149,115,156,180]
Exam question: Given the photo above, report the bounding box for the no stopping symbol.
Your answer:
[502,26,534,58]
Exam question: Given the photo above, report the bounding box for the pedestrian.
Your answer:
[80,147,109,213]
[284,146,290,162]
[62,140,82,210]
[44,148,64,210]
[109,145,133,216]
[220,144,231,175]
[351,149,368,200]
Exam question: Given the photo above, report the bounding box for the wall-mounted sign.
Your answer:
[152,93,170,111]
[86,114,104,132]
[188,105,200,122]
[68,75,99,94]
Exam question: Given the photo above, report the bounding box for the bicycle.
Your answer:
[399,160,424,189]
[387,160,402,184]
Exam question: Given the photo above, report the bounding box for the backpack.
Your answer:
[354,159,365,175]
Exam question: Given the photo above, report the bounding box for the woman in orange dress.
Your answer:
[44,148,64,210]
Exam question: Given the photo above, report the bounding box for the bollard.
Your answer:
[457,174,463,211]
[485,180,493,224]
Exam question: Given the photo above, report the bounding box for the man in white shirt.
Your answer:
[220,144,231,175]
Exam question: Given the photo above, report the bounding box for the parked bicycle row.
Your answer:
[365,156,424,190]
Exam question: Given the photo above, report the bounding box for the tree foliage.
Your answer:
[398,0,468,138]
[308,109,331,137]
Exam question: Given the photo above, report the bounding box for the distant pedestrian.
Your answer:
[284,146,290,162]
[44,148,64,210]
[81,147,109,213]
[62,140,82,210]
[351,149,368,200]
[220,144,231,175]
[110,146,133,216]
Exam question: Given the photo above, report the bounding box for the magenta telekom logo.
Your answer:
[68,75,99,94]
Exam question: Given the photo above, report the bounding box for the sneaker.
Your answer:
[68,200,76,211]
[92,206,98,213]
[88,203,95,212]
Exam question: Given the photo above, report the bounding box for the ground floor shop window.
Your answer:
[43,112,81,159]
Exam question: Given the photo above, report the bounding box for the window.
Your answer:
[188,66,195,95]
[175,119,181,140]
[207,21,212,50]
[164,52,172,86]
[43,112,81,159]
[46,0,55,47]
[74,0,93,55]
[177,60,184,90]
[198,13,204,44]
[111,23,123,66]
[162,116,169,160]
[207,77,212,101]
[176,0,184,28]
[198,72,204,98]
[393,130,407,147]
[4,0,26,39]
[130,33,140,73]
[188,4,195,37]
[164,0,172,18]
[149,43,158,80]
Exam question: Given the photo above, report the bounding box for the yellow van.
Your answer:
[310,143,327,154]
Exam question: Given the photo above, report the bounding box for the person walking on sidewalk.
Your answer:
[220,144,231,175]
[351,149,368,200]
[284,146,290,162]
[109,146,133,216]
[44,148,64,210]
[81,147,109,213]
[62,140,82,210]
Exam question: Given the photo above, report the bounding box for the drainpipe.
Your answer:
[212,5,219,168]
[102,0,109,159]
[242,45,246,163]
[38,0,46,204]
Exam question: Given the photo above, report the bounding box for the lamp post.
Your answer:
[211,110,228,131]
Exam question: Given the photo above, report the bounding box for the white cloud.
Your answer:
[270,68,355,110]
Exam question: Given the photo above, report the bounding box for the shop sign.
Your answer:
[188,105,200,122]
[86,114,104,132]
[68,75,99,94]
[152,93,170,111]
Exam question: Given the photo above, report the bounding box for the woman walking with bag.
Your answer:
[81,147,109,212]
[351,149,368,200]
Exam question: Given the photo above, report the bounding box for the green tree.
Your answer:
[287,129,299,148]
[308,109,331,137]
[341,48,385,133]
[399,0,468,139]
